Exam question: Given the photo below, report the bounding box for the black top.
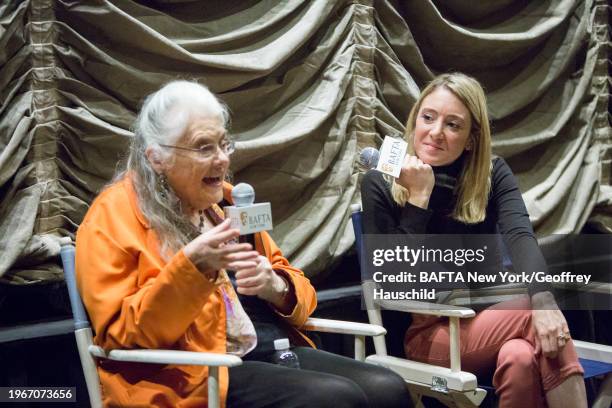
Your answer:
[232,234,292,361]
[361,155,550,296]
[235,281,291,360]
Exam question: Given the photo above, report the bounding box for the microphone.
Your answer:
[224,183,273,235]
[231,183,256,207]
[359,146,456,190]
[359,147,380,169]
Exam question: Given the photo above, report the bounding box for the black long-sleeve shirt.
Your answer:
[361,156,550,296]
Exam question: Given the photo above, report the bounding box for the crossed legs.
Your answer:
[405,297,585,407]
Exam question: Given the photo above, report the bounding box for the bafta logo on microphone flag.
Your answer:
[225,203,273,234]
[224,182,273,235]
[381,163,394,173]
[377,136,407,178]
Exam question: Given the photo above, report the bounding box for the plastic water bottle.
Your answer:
[273,338,300,369]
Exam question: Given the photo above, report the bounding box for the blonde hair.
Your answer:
[391,73,492,224]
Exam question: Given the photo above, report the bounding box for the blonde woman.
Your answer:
[361,73,586,407]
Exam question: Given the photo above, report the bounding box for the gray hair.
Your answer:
[115,80,229,256]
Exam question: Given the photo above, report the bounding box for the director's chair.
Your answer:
[352,203,612,407]
[351,204,487,407]
[59,237,389,407]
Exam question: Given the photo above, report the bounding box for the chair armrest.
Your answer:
[92,348,242,367]
[366,354,478,392]
[444,283,527,299]
[573,340,612,364]
[376,299,475,318]
[552,281,612,295]
[302,317,386,337]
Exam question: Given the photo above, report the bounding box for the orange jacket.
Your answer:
[76,176,317,407]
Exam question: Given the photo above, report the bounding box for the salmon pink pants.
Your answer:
[404,297,584,407]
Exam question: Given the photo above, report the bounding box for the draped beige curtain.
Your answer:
[0,0,609,284]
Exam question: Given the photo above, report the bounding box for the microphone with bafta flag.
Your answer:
[224,183,273,236]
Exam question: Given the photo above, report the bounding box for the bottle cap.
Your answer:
[274,338,290,351]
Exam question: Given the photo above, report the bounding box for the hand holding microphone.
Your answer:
[397,155,434,209]
[223,183,292,309]
[360,137,454,208]
[183,219,259,280]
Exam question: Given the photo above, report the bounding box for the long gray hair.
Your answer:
[114,80,230,256]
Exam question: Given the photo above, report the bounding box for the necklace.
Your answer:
[198,210,205,233]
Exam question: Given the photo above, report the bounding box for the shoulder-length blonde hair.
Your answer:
[391,73,492,224]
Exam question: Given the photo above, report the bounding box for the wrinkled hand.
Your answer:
[531,291,570,359]
[397,155,435,208]
[235,255,288,306]
[183,219,259,279]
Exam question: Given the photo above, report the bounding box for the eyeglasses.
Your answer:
[159,139,235,159]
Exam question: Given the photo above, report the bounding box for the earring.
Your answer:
[224,171,233,185]
[158,173,170,199]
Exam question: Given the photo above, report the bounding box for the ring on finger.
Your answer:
[557,333,570,341]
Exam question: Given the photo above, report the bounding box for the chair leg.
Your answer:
[354,335,366,361]
[592,374,612,408]
[449,317,461,373]
[410,390,425,408]
[408,387,486,408]
[208,366,219,408]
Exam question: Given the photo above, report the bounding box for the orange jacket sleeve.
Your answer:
[256,230,317,327]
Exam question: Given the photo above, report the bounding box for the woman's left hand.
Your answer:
[234,255,293,311]
[531,291,570,359]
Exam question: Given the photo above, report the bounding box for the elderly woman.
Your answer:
[361,73,587,407]
[76,81,410,407]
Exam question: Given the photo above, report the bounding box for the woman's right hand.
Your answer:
[397,155,435,209]
[183,219,260,280]
[531,291,570,359]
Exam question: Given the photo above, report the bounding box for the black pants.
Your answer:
[227,347,411,407]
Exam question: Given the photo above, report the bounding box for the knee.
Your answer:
[497,339,538,374]
[306,377,368,408]
[360,368,410,406]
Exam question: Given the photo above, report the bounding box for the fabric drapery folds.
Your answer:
[0,0,609,284]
